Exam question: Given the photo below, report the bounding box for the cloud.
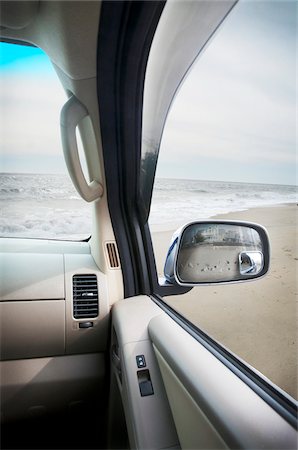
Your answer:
[157,1,296,184]
[0,74,66,157]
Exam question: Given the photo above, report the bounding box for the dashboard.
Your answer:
[0,238,109,422]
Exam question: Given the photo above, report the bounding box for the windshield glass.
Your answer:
[0,42,92,240]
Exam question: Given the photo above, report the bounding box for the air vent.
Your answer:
[106,242,120,268]
[73,274,99,319]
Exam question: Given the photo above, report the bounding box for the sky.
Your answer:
[156,0,297,185]
[0,42,67,174]
[0,0,297,185]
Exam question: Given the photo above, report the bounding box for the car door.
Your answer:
[97,1,297,449]
[1,1,296,449]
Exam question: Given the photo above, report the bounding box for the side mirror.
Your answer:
[164,221,270,286]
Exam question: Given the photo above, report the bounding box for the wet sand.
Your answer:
[151,204,297,399]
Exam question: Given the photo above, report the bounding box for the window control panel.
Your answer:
[136,354,146,368]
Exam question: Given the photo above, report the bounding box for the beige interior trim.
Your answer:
[0,1,101,80]
[0,240,111,359]
[0,1,40,30]
[149,314,297,450]
[64,253,110,354]
[0,253,64,301]
[1,353,105,422]
[111,296,180,450]
[0,300,65,360]
[154,345,228,450]
[0,238,91,255]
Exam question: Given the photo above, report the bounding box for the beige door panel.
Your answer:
[149,314,296,450]
[154,345,228,450]
[110,296,180,450]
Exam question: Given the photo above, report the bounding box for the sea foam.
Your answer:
[0,173,297,239]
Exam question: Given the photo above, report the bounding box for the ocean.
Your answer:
[0,173,297,239]
[150,178,298,228]
[0,173,91,240]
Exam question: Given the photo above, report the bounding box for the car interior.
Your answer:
[0,1,297,449]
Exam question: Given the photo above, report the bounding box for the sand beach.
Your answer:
[151,203,297,399]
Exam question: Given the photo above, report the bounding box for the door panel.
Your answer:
[149,314,297,450]
[111,295,297,449]
[110,296,179,450]
[154,346,227,450]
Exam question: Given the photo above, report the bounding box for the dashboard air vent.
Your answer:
[73,274,99,319]
[106,242,120,268]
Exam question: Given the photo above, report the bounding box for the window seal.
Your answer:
[97,1,166,297]
[151,294,298,429]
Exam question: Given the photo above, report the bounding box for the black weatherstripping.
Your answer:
[97,1,191,299]
[97,1,165,298]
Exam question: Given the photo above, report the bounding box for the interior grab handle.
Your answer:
[60,95,103,202]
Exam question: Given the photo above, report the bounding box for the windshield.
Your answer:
[0,42,92,240]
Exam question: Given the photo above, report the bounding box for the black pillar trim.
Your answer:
[97,1,165,297]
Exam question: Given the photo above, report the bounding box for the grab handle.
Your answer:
[60,96,103,202]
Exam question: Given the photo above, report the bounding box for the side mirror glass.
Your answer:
[164,221,270,286]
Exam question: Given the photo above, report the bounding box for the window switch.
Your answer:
[137,369,154,397]
[136,354,146,368]
[139,380,154,397]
